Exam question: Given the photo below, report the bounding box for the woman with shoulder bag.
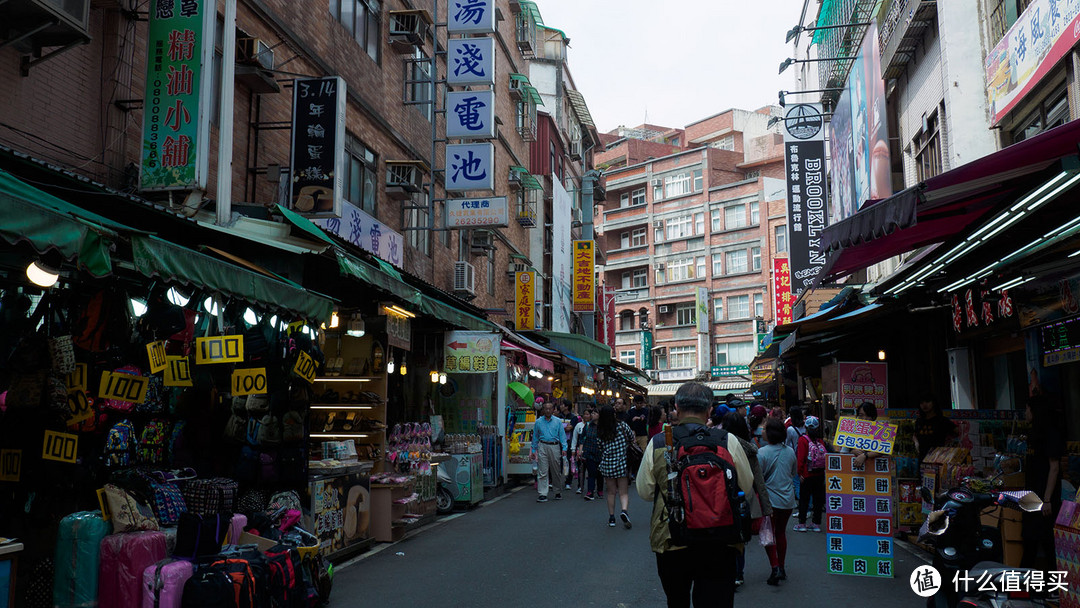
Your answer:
[597,405,635,529]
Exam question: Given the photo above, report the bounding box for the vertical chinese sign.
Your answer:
[290,76,346,217]
[782,103,829,296]
[573,240,594,312]
[773,258,794,325]
[515,271,535,331]
[695,287,709,334]
[826,454,894,578]
[837,361,888,415]
[140,0,215,191]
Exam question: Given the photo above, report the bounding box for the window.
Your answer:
[405,195,431,256]
[726,250,748,274]
[619,312,634,331]
[751,247,761,271]
[713,135,735,151]
[665,172,694,198]
[666,258,695,282]
[345,137,378,215]
[670,346,697,369]
[725,204,746,229]
[750,201,760,225]
[914,109,942,181]
[728,295,750,319]
[486,249,495,295]
[621,231,631,249]
[516,97,537,141]
[694,169,703,192]
[775,225,788,252]
[753,293,764,317]
[631,188,646,206]
[716,341,755,366]
[406,49,433,120]
[711,209,722,232]
[745,170,760,180]
[631,228,647,247]
[712,253,723,276]
[438,201,450,247]
[1011,84,1069,143]
[653,181,663,200]
[676,304,696,326]
[621,271,632,289]
[632,268,647,287]
[619,350,636,367]
[666,216,693,240]
[696,256,706,279]
[654,225,664,244]
[694,212,705,235]
[713,298,724,322]
[330,0,380,60]
[620,192,630,208]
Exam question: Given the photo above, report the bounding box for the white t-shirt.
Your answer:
[570,421,586,452]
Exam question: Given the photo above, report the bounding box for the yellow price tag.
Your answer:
[0,449,22,482]
[232,368,268,396]
[195,335,245,365]
[99,371,149,404]
[293,350,317,384]
[146,341,168,374]
[66,389,94,425]
[65,363,88,392]
[164,356,193,387]
[42,430,79,464]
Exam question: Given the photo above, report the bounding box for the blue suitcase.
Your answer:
[53,511,112,608]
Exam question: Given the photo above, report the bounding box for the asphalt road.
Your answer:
[333,484,928,607]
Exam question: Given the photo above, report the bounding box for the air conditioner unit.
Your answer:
[237,37,274,70]
[507,261,528,280]
[651,178,663,187]
[571,208,582,224]
[470,232,495,253]
[509,78,525,100]
[658,305,670,314]
[652,220,664,228]
[388,10,431,54]
[453,261,476,297]
[508,169,522,189]
[569,140,582,160]
[386,161,425,200]
[0,0,91,55]
[654,263,665,271]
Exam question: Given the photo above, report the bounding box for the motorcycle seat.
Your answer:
[967,561,1034,587]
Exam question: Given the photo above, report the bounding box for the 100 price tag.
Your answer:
[232,368,268,396]
[99,371,149,404]
[146,341,168,373]
[164,356,193,387]
[195,335,245,365]
[293,350,317,384]
[42,430,78,464]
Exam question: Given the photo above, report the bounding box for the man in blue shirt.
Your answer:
[531,400,567,502]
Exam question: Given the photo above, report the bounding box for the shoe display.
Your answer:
[809,523,821,532]
[793,523,807,532]
[536,495,549,503]
[554,494,562,500]
[767,567,781,586]
[620,510,631,529]
[608,515,616,527]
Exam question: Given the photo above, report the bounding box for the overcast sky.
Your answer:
[534,0,807,133]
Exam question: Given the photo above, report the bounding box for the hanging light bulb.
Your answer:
[329,312,340,329]
[346,317,366,338]
[399,358,408,375]
[167,287,191,306]
[430,370,439,383]
[243,308,259,325]
[130,299,148,317]
[386,352,396,375]
[439,372,447,384]
[26,260,59,288]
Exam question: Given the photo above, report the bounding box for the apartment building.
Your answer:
[596,108,786,388]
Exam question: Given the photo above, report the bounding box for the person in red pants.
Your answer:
[757,418,797,584]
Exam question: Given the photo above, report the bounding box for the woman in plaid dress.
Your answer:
[597,405,635,529]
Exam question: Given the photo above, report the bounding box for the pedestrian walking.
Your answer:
[794,416,827,531]
[628,396,650,452]
[570,408,589,494]
[648,405,664,440]
[530,401,567,502]
[581,408,603,500]
[785,406,806,506]
[561,400,581,491]
[748,405,768,448]
[596,404,635,528]
[636,382,755,608]
[720,412,772,588]
[914,393,956,463]
[1022,393,1065,569]
[758,418,796,585]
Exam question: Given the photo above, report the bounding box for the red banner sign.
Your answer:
[774,258,794,325]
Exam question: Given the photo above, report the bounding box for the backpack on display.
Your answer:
[99,365,141,412]
[806,438,827,471]
[138,418,171,464]
[662,425,750,547]
[147,479,188,525]
[104,420,137,469]
[135,375,166,415]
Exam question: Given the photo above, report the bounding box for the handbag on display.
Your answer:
[102,483,160,532]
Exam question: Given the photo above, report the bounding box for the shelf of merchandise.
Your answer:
[370,481,416,542]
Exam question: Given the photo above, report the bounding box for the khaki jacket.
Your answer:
[635,418,755,554]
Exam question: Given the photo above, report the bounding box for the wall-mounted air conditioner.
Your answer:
[453,261,476,297]
[237,37,274,70]
[388,10,431,54]
[658,305,670,314]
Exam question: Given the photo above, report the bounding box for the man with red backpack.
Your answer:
[636,382,755,608]
[794,415,828,532]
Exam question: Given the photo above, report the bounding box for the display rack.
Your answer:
[370,480,419,542]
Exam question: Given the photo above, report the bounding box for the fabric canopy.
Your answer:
[131,236,335,321]
[0,168,129,277]
[534,331,612,367]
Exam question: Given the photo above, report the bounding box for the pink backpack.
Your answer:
[806,439,827,471]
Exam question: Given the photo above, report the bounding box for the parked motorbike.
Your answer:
[918,457,1045,608]
[436,463,455,514]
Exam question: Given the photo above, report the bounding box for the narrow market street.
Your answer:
[335,485,924,607]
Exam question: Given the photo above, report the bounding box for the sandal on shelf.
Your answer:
[342,412,357,431]
[323,412,337,433]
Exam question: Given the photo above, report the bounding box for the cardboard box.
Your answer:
[1002,540,1024,567]
[981,506,1002,528]
[238,532,277,553]
[1000,509,1024,542]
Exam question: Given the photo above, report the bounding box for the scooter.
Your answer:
[436,463,455,514]
[919,458,1046,608]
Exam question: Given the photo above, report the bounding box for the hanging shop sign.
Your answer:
[828,22,891,225]
[642,330,653,370]
[42,430,79,464]
[826,454,893,577]
[99,371,149,404]
[952,288,1016,333]
[164,356,193,387]
[447,0,495,34]
[447,90,496,139]
[384,310,411,352]
[445,197,508,228]
[782,103,829,296]
[551,179,573,333]
[139,0,215,191]
[1041,314,1080,367]
[773,258,794,325]
[834,416,897,455]
[711,365,749,378]
[447,38,495,86]
[445,143,495,192]
[837,362,887,414]
[444,331,499,374]
[315,201,404,267]
[0,449,21,482]
[573,240,595,313]
[195,335,244,365]
[232,368,268,396]
[289,76,347,217]
[515,271,536,331]
[750,359,775,384]
[986,0,1080,126]
[695,287,709,334]
[657,368,695,382]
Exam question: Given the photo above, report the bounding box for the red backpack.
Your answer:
[663,425,751,546]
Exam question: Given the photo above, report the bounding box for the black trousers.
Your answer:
[799,475,825,525]
[655,544,737,608]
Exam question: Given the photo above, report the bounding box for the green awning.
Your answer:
[132,235,335,321]
[0,168,127,277]
[510,166,543,191]
[522,84,543,107]
[275,204,337,246]
[509,73,531,85]
[518,0,543,26]
[419,294,495,332]
[539,25,568,41]
[535,331,611,367]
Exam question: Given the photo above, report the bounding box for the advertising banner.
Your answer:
[986,0,1080,125]
[140,0,215,191]
[311,473,370,557]
[834,416,898,455]
[828,24,891,224]
[642,330,653,370]
[447,0,495,34]
[551,178,572,333]
[837,361,888,414]
[445,197,507,228]
[447,38,495,86]
[447,90,496,139]
[446,143,495,192]
[443,331,499,374]
[515,271,535,331]
[826,454,894,577]
[695,287,709,334]
[782,103,829,295]
[289,76,347,217]
[573,240,595,312]
[773,258,794,325]
[315,200,403,266]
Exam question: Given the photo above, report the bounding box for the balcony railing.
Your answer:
[615,331,642,346]
[615,287,649,303]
